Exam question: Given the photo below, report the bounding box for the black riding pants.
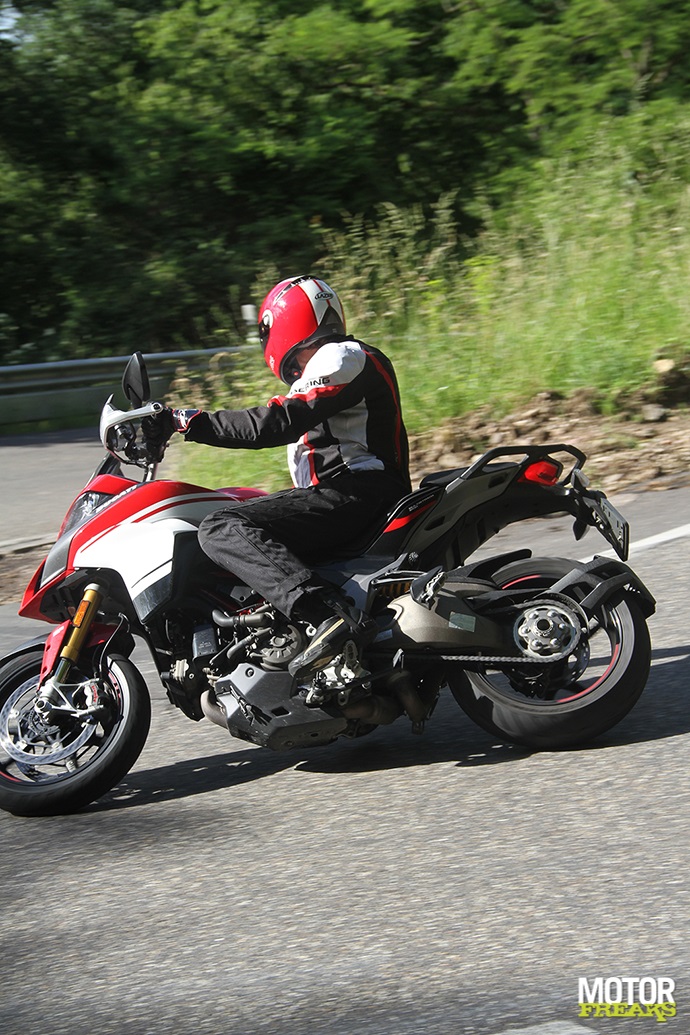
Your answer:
[197,470,406,620]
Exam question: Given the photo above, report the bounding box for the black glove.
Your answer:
[141,407,177,451]
[142,406,202,456]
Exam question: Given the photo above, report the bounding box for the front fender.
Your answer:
[0,625,136,684]
[37,621,136,683]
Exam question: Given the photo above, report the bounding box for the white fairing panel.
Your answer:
[76,518,194,597]
[72,491,229,602]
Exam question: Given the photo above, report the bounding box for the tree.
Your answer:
[3,0,690,362]
[443,0,690,141]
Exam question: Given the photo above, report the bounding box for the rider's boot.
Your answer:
[288,595,375,677]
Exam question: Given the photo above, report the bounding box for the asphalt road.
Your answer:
[0,427,107,549]
[0,432,688,1035]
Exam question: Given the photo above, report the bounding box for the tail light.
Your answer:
[519,459,563,486]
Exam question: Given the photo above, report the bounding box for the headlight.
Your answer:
[58,492,113,538]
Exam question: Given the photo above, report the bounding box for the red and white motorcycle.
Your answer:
[0,353,655,816]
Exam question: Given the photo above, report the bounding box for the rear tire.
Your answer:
[448,557,651,749]
[0,648,150,816]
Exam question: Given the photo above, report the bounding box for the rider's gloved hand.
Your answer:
[142,407,176,450]
[142,407,202,452]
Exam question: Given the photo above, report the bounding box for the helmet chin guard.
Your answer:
[258,276,346,383]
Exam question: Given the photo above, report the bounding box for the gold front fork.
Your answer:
[53,584,105,684]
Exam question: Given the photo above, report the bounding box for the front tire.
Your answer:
[448,557,652,749]
[0,648,150,816]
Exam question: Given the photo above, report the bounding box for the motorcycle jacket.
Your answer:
[181,338,411,491]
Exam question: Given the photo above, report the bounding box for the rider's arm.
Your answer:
[182,342,369,449]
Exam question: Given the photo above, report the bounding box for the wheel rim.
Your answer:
[477,572,625,707]
[0,666,128,786]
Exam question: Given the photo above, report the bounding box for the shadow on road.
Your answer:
[87,646,689,813]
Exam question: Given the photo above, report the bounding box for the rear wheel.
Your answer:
[0,648,150,816]
[448,557,651,749]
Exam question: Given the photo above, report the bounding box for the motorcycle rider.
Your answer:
[143,275,410,675]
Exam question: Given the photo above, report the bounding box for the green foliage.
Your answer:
[164,343,293,492]
[174,133,690,490]
[3,0,690,406]
[443,0,690,138]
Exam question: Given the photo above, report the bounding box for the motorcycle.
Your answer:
[0,353,656,816]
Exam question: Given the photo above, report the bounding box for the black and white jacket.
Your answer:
[182,338,410,491]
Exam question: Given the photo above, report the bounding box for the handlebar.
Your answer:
[99,397,164,473]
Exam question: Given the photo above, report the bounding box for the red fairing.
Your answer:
[40,624,70,681]
[94,481,243,529]
[19,479,268,621]
[19,561,60,621]
[61,480,259,557]
[21,471,140,620]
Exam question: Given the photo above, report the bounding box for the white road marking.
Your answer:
[627,521,690,555]
[582,520,690,561]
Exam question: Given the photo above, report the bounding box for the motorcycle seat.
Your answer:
[315,484,443,563]
[420,461,518,488]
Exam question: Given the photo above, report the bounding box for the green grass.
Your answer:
[174,143,690,492]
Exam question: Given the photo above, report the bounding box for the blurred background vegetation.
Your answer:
[2,0,690,486]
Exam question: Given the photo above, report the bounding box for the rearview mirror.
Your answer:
[122,351,151,409]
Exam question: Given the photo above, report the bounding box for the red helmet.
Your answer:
[258,275,346,384]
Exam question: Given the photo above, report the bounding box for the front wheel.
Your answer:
[0,648,150,816]
[448,557,652,749]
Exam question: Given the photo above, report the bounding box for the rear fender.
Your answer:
[550,557,656,618]
[453,550,534,583]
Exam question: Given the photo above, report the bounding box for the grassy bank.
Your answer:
[173,144,690,493]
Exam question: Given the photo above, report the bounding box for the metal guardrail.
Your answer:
[0,347,242,428]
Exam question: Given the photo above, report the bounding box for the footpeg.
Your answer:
[410,566,446,609]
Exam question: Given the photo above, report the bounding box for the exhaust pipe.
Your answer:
[200,689,228,730]
[342,695,402,725]
[386,670,429,725]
